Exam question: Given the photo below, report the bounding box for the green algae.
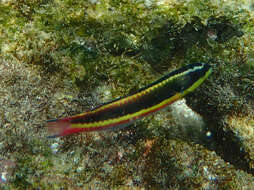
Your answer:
[1,0,254,189]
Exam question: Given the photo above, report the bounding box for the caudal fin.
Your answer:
[47,117,91,138]
[46,119,71,138]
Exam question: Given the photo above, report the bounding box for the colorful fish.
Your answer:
[47,62,212,138]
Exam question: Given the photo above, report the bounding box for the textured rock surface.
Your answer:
[0,0,254,189]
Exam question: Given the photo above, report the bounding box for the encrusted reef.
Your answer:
[0,0,254,189]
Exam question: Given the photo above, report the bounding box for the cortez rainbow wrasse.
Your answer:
[47,62,212,138]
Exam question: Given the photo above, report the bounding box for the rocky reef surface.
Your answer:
[0,0,254,189]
